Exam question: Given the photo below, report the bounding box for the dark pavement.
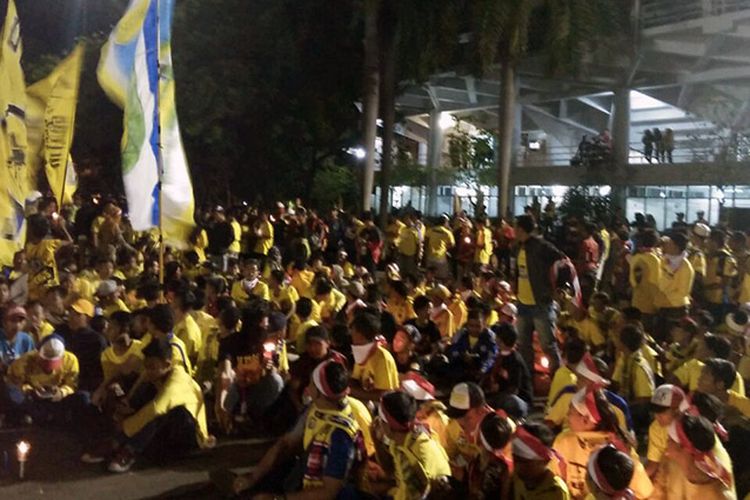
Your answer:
[0,427,270,499]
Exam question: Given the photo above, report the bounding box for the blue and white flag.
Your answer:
[98,0,194,247]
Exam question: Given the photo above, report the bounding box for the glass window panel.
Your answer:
[709,199,721,226]
[733,186,750,199]
[665,198,687,228]
[626,198,646,224]
[667,186,687,198]
[646,186,665,198]
[687,198,709,223]
[646,198,666,230]
[689,185,710,198]
[514,197,527,216]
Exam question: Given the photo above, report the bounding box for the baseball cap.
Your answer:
[428,284,451,301]
[95,280,118,297]
[401,373,435,401]
[446,382,485,418]
[692,223,711,238]
[39,334,65,360]
[346,281,365,300]
[70,299,95,318]
[650,384,685,412]
[4,304,27,320]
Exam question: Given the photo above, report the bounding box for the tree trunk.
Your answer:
[378,0,398,228]
[361,0,381,212]
[497,61,516,219]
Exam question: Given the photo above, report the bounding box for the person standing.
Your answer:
[642,130,654,163]
[513,215,566,373]
[655,233,694,334]
[425,214,455,280]
[653,128,663,163]
[663,128,675,163]
[629,230,662,330]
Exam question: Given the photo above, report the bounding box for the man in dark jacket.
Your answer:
[447,308,497,384]
[513,214,565,374]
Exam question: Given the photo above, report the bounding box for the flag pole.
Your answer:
[155,0,165,288]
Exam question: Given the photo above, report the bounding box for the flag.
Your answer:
[97,0,194,248]
[0,0,29,266]
[27,44,83,206]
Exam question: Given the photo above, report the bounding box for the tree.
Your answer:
[470,0,630,217]
[360,0,380,212]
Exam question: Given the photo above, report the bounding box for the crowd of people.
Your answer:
[641,128,676,164]
[1,191,750,499]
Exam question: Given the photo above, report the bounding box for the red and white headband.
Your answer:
[575,353,609,386]
[572,386,602,424]
[312,360,349,400]
[587,445,635,500]
[668,419,731,487]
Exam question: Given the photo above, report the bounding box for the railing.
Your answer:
[517,142,718,168]
[641,0,750,29]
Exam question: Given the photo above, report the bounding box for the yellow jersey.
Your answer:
[7,351,79,397]
[425,226,455,261]
[517,249,535,305]
[352,344,399,391]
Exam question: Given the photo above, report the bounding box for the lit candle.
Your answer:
[16,441,30,480]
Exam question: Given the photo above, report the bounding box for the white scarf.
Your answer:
[665,251,687,273]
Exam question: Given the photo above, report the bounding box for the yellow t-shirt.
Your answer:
[511,472,570,500]
[100,339,144,381]
[570,317,606,347]
[517,249,535,305]
[271,285,299,313]
[474,227,493,265]
[674,359,745,396]
[140,333,193,374]
[389,430,451,500]
[103,299,131,318]
[432,308,455,339]
[545,391,628,432]
[704,250,738,304]
[294,318,320,352]
[551,430,653,499]
[661,440,736,500]
[174,314,203,363]
[728,389,750,418]
[655,258,694,308]
[425,226,455,261]
[318,289,347,322]
[34,321,56,344]
[351,344,399,391]
[449,296,468,330]
[229,220,242,254]
[630,251,662,314]
[122,365,209,446]
[253,220,274,256]
[291,269,316,299]
[647,419,669,463]
[231,279,270,304]
[388,298,416,325]
[25,239,64,300]
[398,226,420,257]
[7,351,79,397]
[547,365,577,409]
[386,220,405,247]
[611,352,655,400]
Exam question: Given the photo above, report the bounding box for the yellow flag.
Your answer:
[0,0,28,266]
[27,44,83,206]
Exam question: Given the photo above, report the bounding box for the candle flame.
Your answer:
[17,441,30,459]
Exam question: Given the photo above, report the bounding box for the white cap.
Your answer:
[96,280,118,297]
[401,378,435,401]
[725,311,749,335]
[39,336,65,361]
[692,223,711,238]
[651,384,685,409]
[501,303,518,317]
[498,281,512,292]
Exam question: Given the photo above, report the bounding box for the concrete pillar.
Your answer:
[427,108,443,216]
[611,87,631,170]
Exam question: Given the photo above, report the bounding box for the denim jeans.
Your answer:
[1,382,91,429]
[516,303,561,375]
[116,406,197,460]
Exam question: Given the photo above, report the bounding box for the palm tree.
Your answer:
[471,0,630,217]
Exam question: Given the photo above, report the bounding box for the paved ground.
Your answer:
[0,427,268,499]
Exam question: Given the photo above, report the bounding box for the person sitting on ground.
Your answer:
[483,322,533,419]
[82,337,214,473]
[349,310,399,401]
[468,411,514,499]
[371,391,452,499]
[91,311,143,411]
[585,444,636,500]
[170,289,203,368]
[670,333,745,396]
[645,384,686,483]
[664,414,736,498]
[391,324,424,375]
[65,299,107,393]
[447,308,498,384]
[405,295,443,356]
[547,336,586,410]
[0,305,35,375]
[2,334,87,427]
[231,257,270,305]
[292,297,319,353]
[96,280,130,318]
[215,360,367,499]
[288,325,346,411]
[510,422,571,499]
[697,358,750,419]
[444,382,494,483]
[612,324,655,434]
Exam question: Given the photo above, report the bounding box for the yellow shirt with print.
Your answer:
[551,430,653,499]
[103,299,131,318]
[7,351,79,397]
[271,284,299,313]
[386,219,406,247]
[352,344,399,391]
[388,298,416,325]
[231,279,270,305]
[655,257,694,308]
[517,248,535,305]
[122,365,209,446]
[25,239,64,301]
[253,220,274,256]
[425,226,455,261]
[389,430,451,500]
[290,269,316,299]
